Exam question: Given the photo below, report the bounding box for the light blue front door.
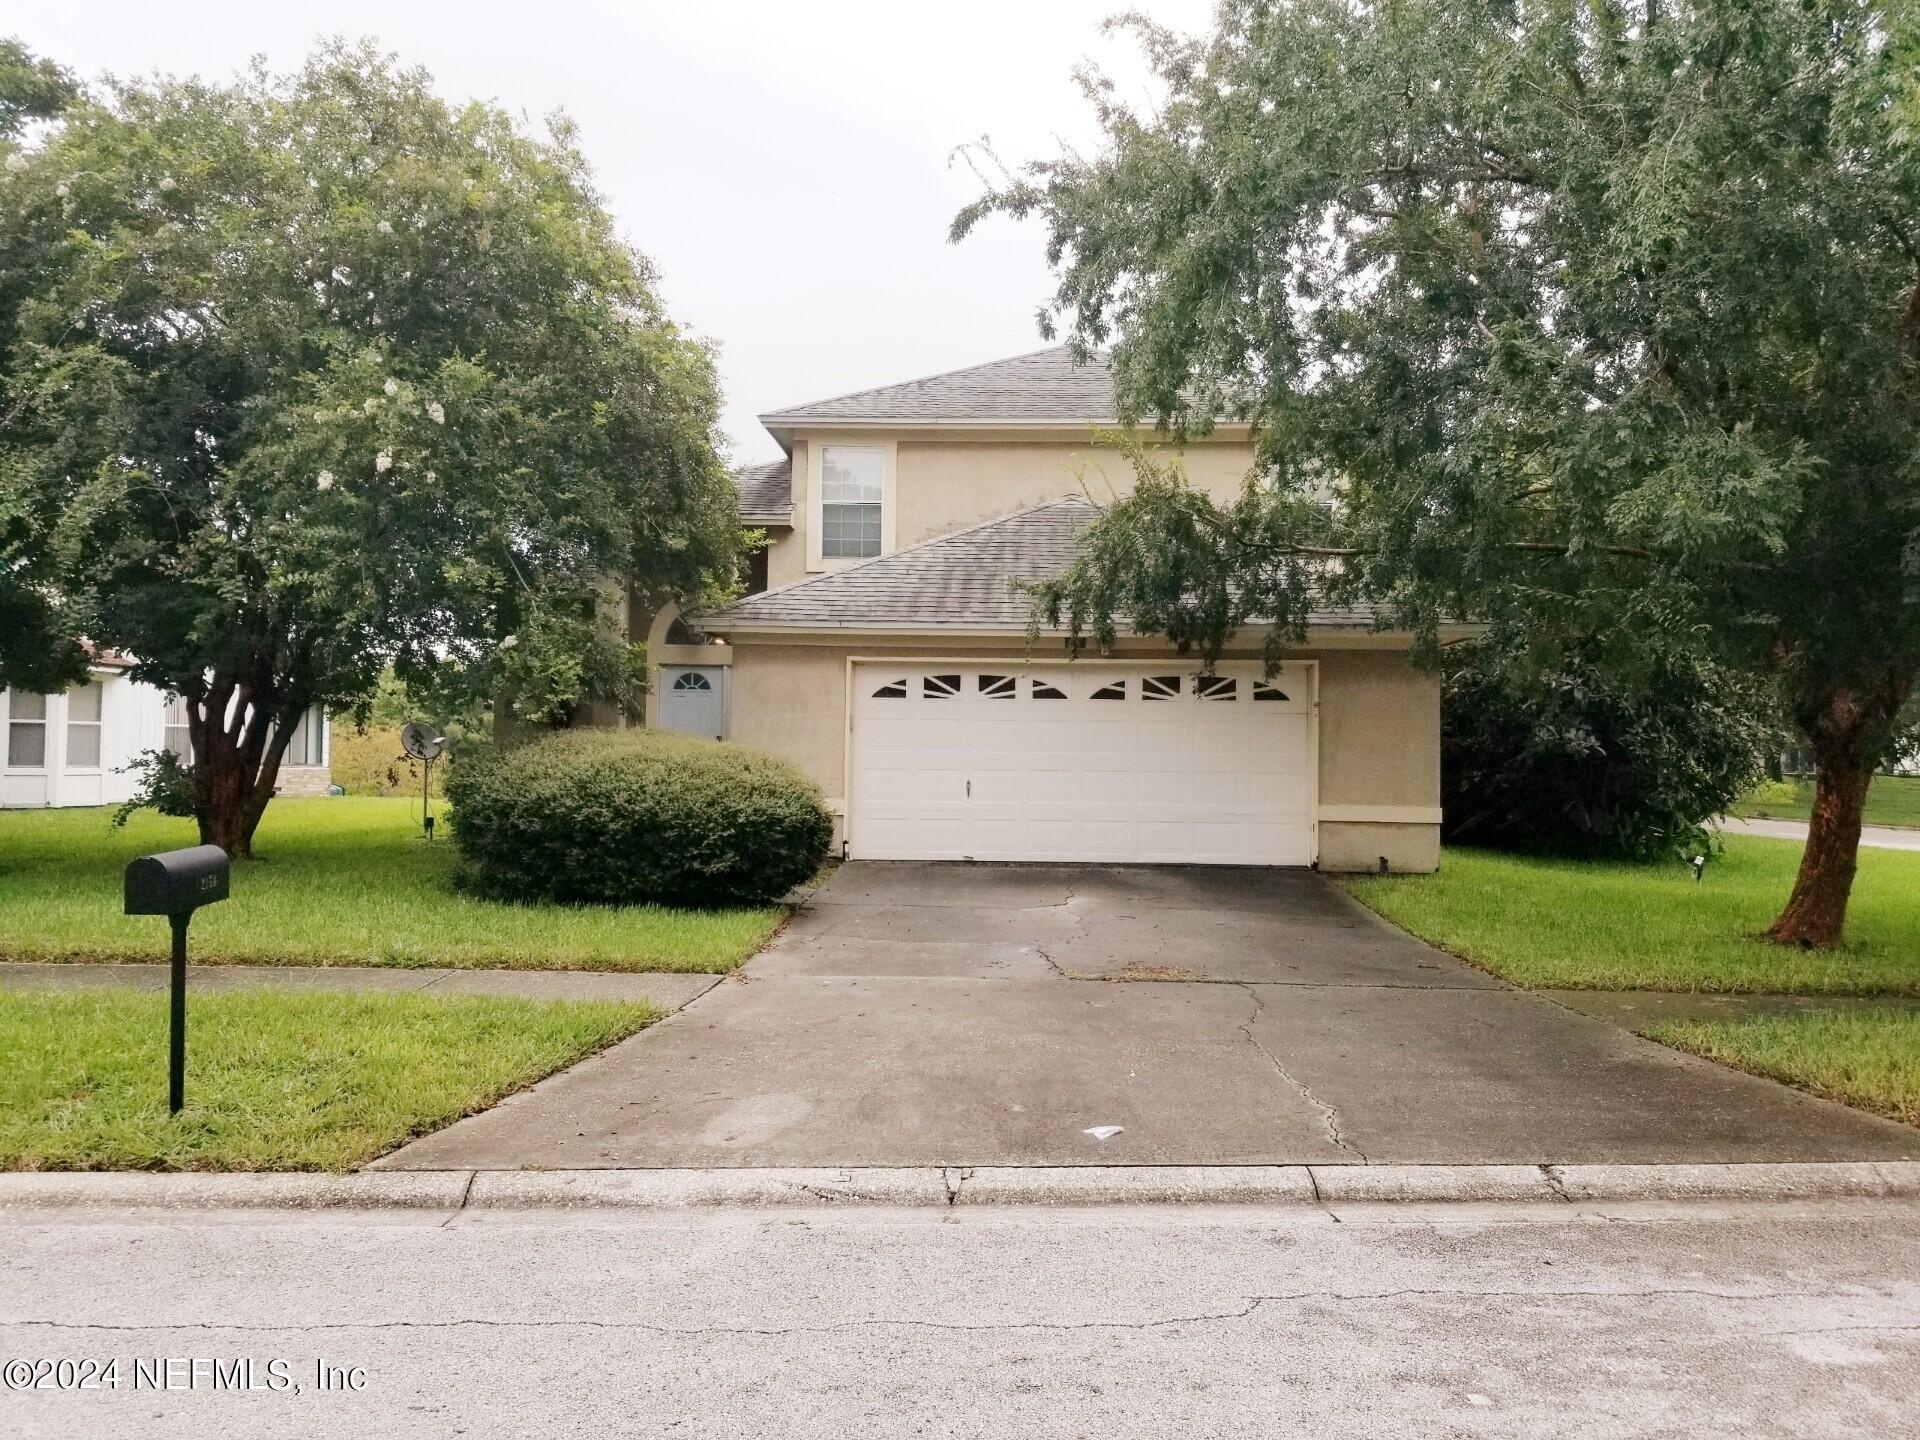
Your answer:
[660,667,728,740]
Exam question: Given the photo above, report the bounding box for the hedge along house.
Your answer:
[648,346,1467,871]
[1,650,331,810]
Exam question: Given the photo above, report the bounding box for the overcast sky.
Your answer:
[16,1,1217,462]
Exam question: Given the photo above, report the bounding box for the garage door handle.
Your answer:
[966,780,971,798]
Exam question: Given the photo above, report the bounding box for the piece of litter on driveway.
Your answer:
[1082,1125,1124,1140]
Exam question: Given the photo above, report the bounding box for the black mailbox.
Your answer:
[122,844,230,1116]
[124,845,230,916]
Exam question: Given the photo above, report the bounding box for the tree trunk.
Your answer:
[195,746,279,859]
[186,677,300,860]
[1761,670,1914,948]
[1762,751,1871,948]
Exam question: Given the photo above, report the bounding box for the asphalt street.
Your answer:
[5,1197,1918,1438]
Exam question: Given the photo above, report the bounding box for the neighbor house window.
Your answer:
[820,445,883,559]
[283,705,326,767]
[6,689,47,768]
[65,682,103,768]
[162,694,193,761]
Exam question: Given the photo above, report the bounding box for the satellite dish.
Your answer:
[399,722,446,762]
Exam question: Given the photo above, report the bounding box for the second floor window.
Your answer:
[821,445,883,559]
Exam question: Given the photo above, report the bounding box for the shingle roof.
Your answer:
[759,345,1120,427]
[695,496,1386,634]
[734,458,793,525]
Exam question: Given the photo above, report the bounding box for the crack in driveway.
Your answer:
[1236,984,1367,1162]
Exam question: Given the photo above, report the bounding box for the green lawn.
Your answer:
[0,798,782,972]
[0,988,658,1170]
[1647,1010,1920,1128]
[1733,774,1920,829]
[1341,836,1920,995]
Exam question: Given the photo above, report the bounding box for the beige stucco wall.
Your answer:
[763,433,1255,588]
[894,439,1252,548]
[723,636,1440,871]
[1319,820,1441,874]
[766,437,810,587]
[1315,649,1442,810]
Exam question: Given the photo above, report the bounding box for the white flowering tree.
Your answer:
[0,41,739,854]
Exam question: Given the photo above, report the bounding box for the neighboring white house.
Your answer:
[1,653,329,810]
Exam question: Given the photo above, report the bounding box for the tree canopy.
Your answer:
[0,38,83,691]
[0,40,739,852]
[957,0,1920,944]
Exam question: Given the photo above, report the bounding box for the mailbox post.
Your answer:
[123,845,230,1114]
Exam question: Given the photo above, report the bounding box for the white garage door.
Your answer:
[849,663,1314,865]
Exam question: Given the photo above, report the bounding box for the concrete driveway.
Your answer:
[379,863,1919,1170]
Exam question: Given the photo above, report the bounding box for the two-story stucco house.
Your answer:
[647,346,1458,872]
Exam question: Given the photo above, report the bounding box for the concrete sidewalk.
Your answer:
[0,960,718,1009]
[1722,815,1920,850]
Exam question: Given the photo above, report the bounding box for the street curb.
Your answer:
[1546,1161,1920,1203]
[0,1171,471,1210]
[3,1162,1918,1212]
[955,1166,1319,1206]
[468,1168,953,1209]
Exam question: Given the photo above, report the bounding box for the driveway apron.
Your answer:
[376,863,1919,1170]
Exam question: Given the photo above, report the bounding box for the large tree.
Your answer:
[956,0,1920,945]
[0,41,739,855]
[0,38,85,692]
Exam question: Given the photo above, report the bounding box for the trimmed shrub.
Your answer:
[1442,637,1776,861]
[446,728,831,907]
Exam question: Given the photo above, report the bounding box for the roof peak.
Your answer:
[759,344,1116,429]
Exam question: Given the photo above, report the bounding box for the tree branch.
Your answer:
[1508,539,1653,559]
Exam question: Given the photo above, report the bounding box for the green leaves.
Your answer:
[964,0,1920,714]
[0,39,77,141]
[1442,629,1776,861]
[0,39,737,736]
